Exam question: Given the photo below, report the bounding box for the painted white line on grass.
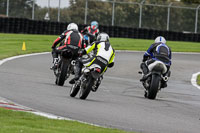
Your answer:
[191,72,200,90]
[31,111,103,127]
[0,96,103,127]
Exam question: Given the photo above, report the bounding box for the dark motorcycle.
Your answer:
[53,45,79,86]
[139,60,169,99]
[70,64,103,100]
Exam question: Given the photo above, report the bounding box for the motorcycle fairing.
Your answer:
[148,60,167,74]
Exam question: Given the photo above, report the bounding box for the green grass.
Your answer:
[197,75,200,86]
[0,33,200,59]
[110,38,200,52]
[0,108,133,133]
[0,33,53,59]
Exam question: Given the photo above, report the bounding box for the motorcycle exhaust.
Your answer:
[163,76,169,82]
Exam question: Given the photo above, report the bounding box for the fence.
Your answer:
[0,17,199,42]
[1,0,200,33]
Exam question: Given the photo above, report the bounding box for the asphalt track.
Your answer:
[0,51,200,133]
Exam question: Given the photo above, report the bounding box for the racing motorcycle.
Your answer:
[70,63,103,100]
[139,60,169,99]
[53,45,79,86]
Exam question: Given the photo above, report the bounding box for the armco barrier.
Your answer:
[0,17,200,42]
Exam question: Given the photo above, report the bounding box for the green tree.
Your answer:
[0,0,39,19]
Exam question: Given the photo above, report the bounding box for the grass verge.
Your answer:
[197,75,200,86]
[111,38,200,52]
[0,33,200,59]
[0,108,133,133]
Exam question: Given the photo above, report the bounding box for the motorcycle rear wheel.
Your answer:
[57,60,69,86]
[147,74,160,99]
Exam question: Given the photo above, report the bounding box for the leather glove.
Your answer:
[108,62,114,68]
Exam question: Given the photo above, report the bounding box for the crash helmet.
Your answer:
[91,21,98,30]
[155,36,166,44]
[67,23,78,30]
[97,33,109,42]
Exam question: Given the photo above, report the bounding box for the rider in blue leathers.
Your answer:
[140,36,172,88]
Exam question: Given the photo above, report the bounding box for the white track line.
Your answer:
[0,52,50,65]
[191,72,200,90]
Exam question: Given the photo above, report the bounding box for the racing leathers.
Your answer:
[81,26,99,46]
[51,29,83,69]
[69,41,115,84]
[140,42,172,88]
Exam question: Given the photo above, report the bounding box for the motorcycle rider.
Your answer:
[81,21,99,46]
[69,32,115,84]
[50,23,83,70]
[140,36,172,88]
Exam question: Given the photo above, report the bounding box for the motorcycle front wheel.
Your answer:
[79,76,94,100]
[70,83,80,97]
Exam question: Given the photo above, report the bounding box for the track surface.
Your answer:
[0,52,200,133]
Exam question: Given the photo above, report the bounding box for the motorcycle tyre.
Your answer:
[147,74,160,99]
[57,60,69,86]
[70,83,80,97]
[79,76,94,100]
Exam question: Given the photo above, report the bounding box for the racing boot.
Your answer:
[69,62,82,84]
[140,62,149,81]
[50,58,59,70]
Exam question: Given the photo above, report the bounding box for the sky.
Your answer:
[35,0,70,8]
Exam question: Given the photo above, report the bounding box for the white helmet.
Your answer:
[97,33,109,42]
[67,23,78,30]
[155,36,166,44]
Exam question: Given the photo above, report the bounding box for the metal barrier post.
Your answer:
[48,0,50,19]
[6,0,9,17]
[167,2,173,31]
[112,0,116,26]
[139,0,145,28]
[58,0,61,22]
[84,0,88,24]
[32,0,35,20]
[195,5,200,33]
